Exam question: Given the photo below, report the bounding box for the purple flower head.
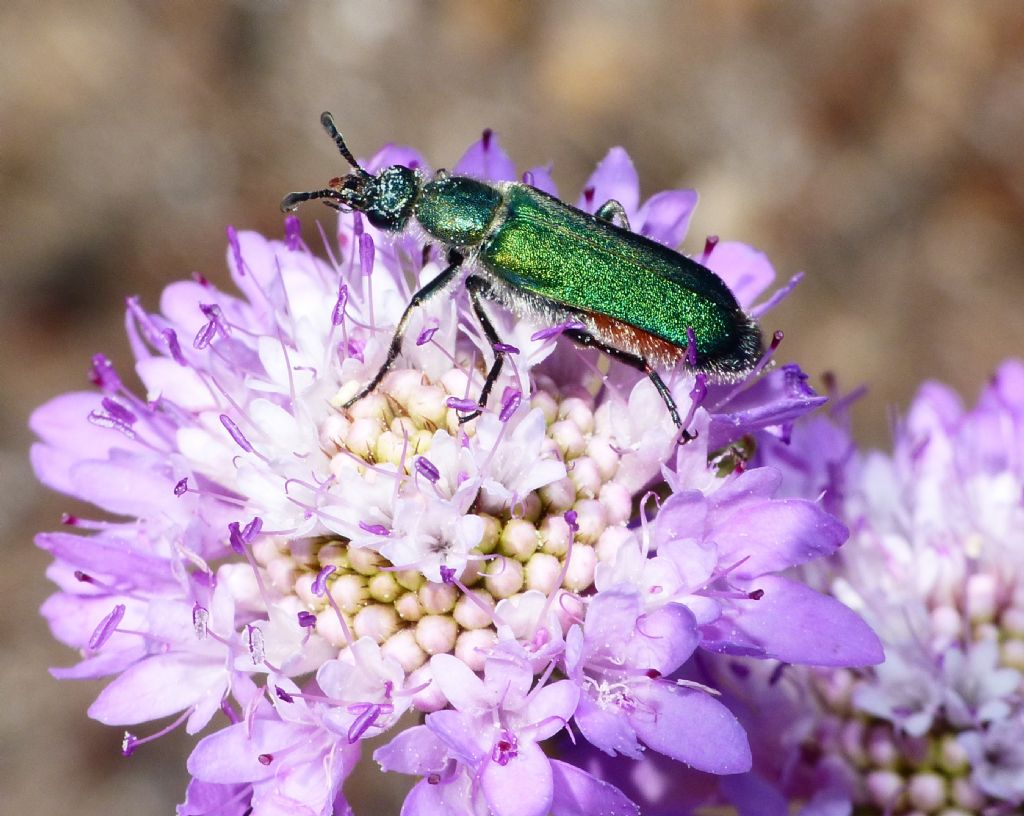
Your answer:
[28,126,873,815]
[736,359,1024,814]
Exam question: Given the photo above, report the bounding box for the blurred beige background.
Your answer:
[3,2,1024,814]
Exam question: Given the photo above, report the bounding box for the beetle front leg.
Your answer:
[342,250,464,410]
[594,199,631,231]
[458,275,507,423]
[564,328,682,430]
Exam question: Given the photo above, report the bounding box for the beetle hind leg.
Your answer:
[564,328,682,429]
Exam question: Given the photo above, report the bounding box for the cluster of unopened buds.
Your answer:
[31,131,884,816]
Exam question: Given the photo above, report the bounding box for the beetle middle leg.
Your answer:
[594,199,631,231]
[458,275,508,423]
[564,328,682,429]
[342,250,464,409]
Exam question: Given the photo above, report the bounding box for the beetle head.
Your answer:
[281,112,420,233]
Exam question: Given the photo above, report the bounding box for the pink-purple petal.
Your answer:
[709,499,848,578]
[574,693,644,759]
[454,131,517,182]
[88,653,225,725]
[636,188,698,247]
[718,772,789,816]
[374,725,449,775]
[625,603,699,674]
[704,240,776,309]
[549,759,640,816]
[431,653,488,713]
[188,718,290,783]
[577,147,640,217]
[425,709,486,764]
[523,164,558,196]
[630,682,752,774]
[714,575,884,666]
[650,490,708,548]
[480,739,553,816]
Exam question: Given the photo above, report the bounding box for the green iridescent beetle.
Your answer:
[282,112,762,429]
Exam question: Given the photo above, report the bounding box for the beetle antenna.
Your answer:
[320,111,369,177]
[280,188,346,213]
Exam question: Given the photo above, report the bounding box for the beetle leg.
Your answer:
[564,328,682,429]
[594,199,631,231]
[458,275,507,423]
[342,250,464,410]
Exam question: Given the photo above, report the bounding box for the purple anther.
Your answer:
[297,611,317,629]
[686,326,698,368]
[700,235,719,264]
[359,233,375,278]
[564,510,579,533]
[416,325,438,346]
[284,215,301,251]
[359,521,390,537]
[242,516,263,541]
[228,521,247,554]
[122,733,139,757]
[89,353,122,391]
[174,477,188,497]
[246,624,265,664]
[440,565,456,584]
[689,373,708,405]
[346,338,365,363]
[87,410,136,439]
[770,329,784,350]
[162,328,187,366]
[219,414,254,453]
[199,303,229,337]
[192,604,209,639]
[192,271,210,287]
[101,397,137,426]
[482,128,493,151]
[531,319,586,341]
[193,320,216,350]
[275,686,295,703]
[583,186,595,206]
[311,565,336,597]
[257,753,273,766]
[414,456,440,483]
[61,513,78,526]
[499,390,522,422]
[227,225,244,276]
[87,604,125,651]
[491,731,518,766]
[331,284,349,326]
[521,170,535,186]
[493,342,519,354]
[748,588,765,600]
[348,703,384,743]
[352,212,364,237]
[446,396,479,413]
[74,570,95,584]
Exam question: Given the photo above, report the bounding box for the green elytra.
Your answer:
[282,112,762,430]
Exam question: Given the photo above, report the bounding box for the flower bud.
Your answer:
[455,629,497,672]
[484,557,524,599]
[415,614,457,655]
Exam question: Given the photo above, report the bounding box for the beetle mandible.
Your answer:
[282,112,762,430]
